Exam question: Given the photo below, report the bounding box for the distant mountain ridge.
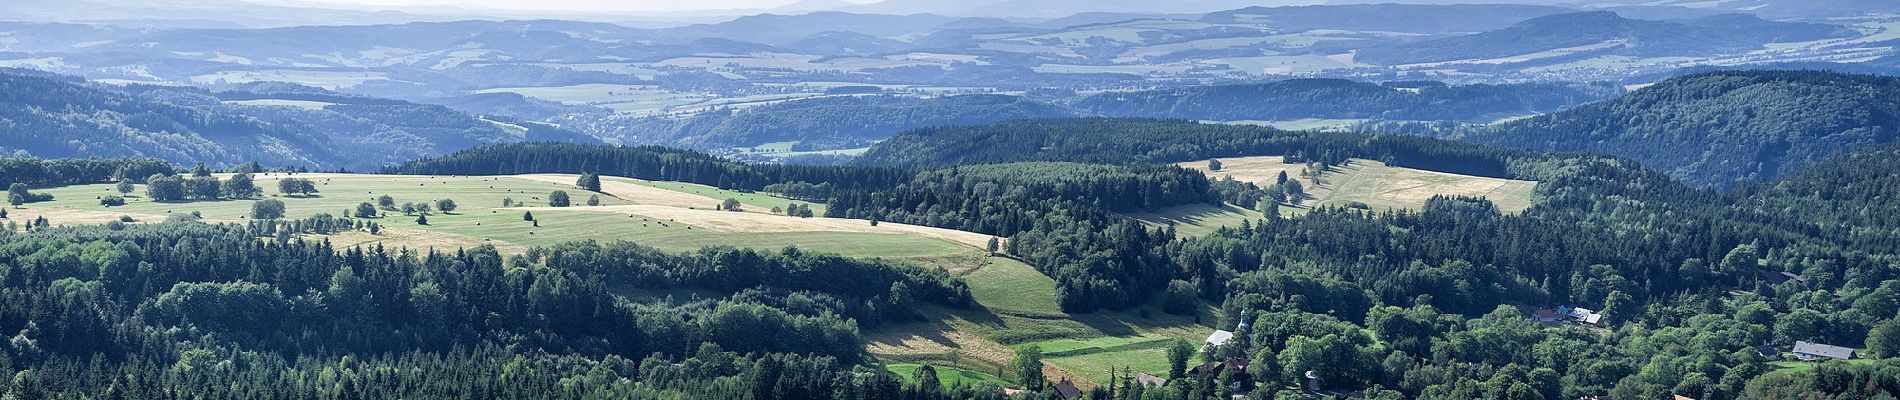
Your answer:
[1199,4,1574,34]
[1074,79,1613,123]
[0,70,595,169]
[1355,11,1856,65]
[615,94,1073,150]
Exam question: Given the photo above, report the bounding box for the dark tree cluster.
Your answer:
[0,157,172,189]
[0,221,989,399]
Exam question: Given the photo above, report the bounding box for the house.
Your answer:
[1224,357,1251,372]
[1792,341,1855,361]
[1204,329,1235,351]
[1052,378,1083,399]
[1675,395,1698,400]
[1136,373,1166,388]
[1532,309,1565,324]
[1192,361,1225,377]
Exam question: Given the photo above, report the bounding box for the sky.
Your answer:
[284,0,836,12]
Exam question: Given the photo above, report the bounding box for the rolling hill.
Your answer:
[1075,79,1612,123]
[1462,70,1900,188]
[621,94,1074,150]
[1354,11,1856,65]
[1198,4,1573,34]
[0,70,596,170]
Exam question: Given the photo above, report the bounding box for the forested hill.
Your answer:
[1073,79,1612,123]
[1734,144,1900,254]
[624,94,1074,150]
[855,118,1525,178]
[1353,12,1855,65]
[1461,70,1900,188]
[0,70,595,170]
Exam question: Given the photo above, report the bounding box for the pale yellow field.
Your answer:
[1181,155,1539,213]
[506,203,998,251]
[514,174,746,212]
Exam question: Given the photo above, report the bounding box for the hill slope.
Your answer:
[0,71,596,170]
[1355,12,1855,65]
[1075,79,1611,123]
[624,94,1074,150]
[1198,4,1574,34]
[1462,70,1900,188]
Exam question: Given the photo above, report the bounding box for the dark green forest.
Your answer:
[624,94,1073,150]
[1462,70,1900,188]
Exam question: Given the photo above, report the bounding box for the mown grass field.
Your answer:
[964,257,1064,317]
[1180,155,1540,214]
[867,253,1214,390]
[1042,346,1176,386]
[887,364,1012,389]
[1122,203,1272,237]
[1769,358,1878,373]
[609,176,829,215]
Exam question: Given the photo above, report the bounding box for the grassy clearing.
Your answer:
[29,173,603,223]
[22,174,982,265]
[1015,333,1180,357]
[887,364,1012,389]
[1770,359,1878,373]
[1179,156,1540,213]
[965,257,1064,317]
[1122,203,1267,237]
[868,253,1214,389]
[1043,346,1176,386]
[609,176,828,215]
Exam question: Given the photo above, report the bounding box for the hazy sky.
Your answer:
[287,0,829,12]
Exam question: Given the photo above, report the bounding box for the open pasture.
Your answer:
[1180,155,1539,213]
[17,173,990,268]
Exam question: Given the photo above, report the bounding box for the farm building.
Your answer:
[1791,341,1855,361]
[1532,309,1565,324]
[1559,305,1603,325]
[1053,378,1082,399]
[1204,330,1235,351]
